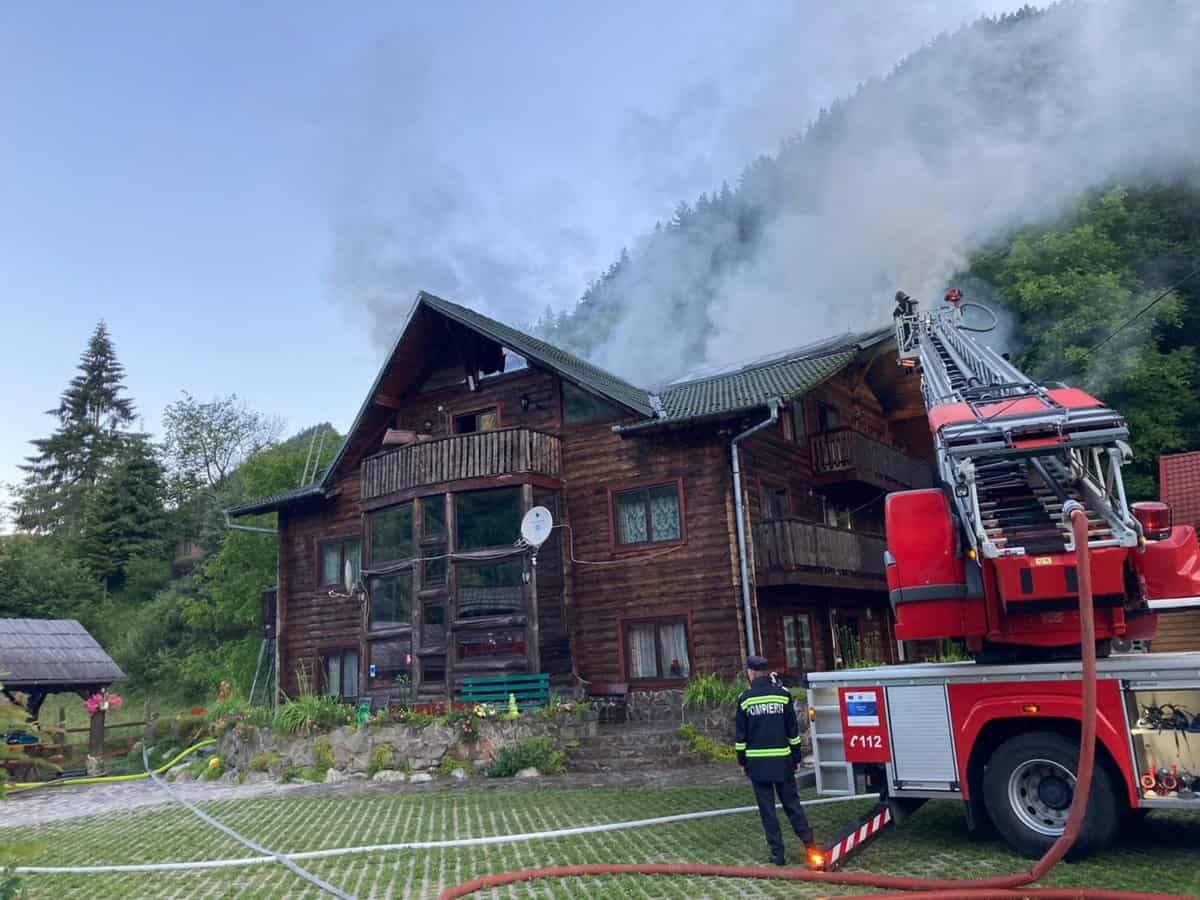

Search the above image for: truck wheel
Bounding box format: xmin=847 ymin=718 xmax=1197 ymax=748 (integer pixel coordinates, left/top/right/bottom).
xmin=981 ymin=731 xmax=1121 ymax=859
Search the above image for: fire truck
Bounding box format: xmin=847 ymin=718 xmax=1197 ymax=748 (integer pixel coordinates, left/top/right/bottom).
xmin=809 ymin=291 xmax=1200 ymax=862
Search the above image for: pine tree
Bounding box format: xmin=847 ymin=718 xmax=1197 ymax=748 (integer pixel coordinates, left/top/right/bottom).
xmin=14 ymin=322 xmax=136 ymax=534
xmin=78 ymin=436 xmax=169 ymax=591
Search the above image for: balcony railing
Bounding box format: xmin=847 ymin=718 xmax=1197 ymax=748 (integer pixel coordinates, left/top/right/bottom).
xmin=753 ymin=517 xmax=887 ymax=580
xmin=810 ymin=428 xmax=932 ymax=490
xmin=361 ymin=427 xmax=562 ymax=500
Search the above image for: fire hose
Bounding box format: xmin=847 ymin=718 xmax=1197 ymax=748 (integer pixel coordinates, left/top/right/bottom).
xmin=439 ymin=507 xmax=1189 ymax=900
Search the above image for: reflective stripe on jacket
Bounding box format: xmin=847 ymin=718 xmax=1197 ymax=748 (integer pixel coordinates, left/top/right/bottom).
xmin=734 ymin=675 xmax=803 ymax=781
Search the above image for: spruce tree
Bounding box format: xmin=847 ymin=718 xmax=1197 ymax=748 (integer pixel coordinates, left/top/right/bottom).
xmin=78 ymin=436 xmax=169 ymax=591
xmin=14 ymin=322 xmax=136 ymax=534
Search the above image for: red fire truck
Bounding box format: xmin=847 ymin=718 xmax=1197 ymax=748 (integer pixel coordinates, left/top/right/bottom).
xmin=809 ymin=292 xmax=1200 ymax=861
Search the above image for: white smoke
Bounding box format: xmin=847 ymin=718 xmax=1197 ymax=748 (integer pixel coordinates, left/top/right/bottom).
xmin=589 ymin=0 xmax=1200 ymax=381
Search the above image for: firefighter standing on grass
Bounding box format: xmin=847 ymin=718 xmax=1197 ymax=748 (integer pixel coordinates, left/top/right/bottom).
xmin=735 ymin=655 xmax=815 ymax=865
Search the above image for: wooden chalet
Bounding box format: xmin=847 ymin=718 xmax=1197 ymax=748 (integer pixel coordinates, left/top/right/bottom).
xmin=229 ymin=292 xmax=934 ymax=705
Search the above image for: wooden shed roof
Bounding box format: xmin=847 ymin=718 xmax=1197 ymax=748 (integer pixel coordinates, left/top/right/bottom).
xmin=0 ymin=618 xmax=125 ymax=688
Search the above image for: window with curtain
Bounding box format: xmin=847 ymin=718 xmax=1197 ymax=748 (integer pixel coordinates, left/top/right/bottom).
xmin=370 ymin=504 xmax=413 ymax=565
xmin=320 ymin=648 xmax=359 ymax=699
xmin=782 ymin=614 xmax=816 ymax=672
xmin=320 ymin=537 xmax=362 ymax=587
xmin=369 ymin=572 xmax=413 ymax=630
xmin=614 ymin=482 xmax=682 ymax=545
xmin=455 ymin=487 xmax=521 ymax=550
xmin=623 ymin=617 xmax=691 ymax=682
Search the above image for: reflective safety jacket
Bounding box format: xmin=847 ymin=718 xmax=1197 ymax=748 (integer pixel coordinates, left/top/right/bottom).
xmin=734 ymin=675 xmax=803 ymax=781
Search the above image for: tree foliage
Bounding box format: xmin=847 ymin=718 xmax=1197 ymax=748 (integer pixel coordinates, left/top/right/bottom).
xmin=14 ymin=322 xmax=136 ymax=535
xmin=0 ymin=535 xmax=103 ymax=622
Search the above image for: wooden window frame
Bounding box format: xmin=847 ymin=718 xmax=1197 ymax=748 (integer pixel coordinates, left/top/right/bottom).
xmin=818 ymin=401 xmax=841 ymax=432
xmin=318 ymin=535 xmax=362 ymax=587
xmin=316 ymin=642 xmax=362 ymax=701
xmin=451 ymin=404 xmax=503 ymax=434
xmin=759 ymin=479 xmax=791 ymax=521
xmin=617 ymin=611 xmax=694 ymax=687
xmin=607 ymin=478 xmax=687 ymax=550
xmin=365 ymin=633 xmax=414 ymax=695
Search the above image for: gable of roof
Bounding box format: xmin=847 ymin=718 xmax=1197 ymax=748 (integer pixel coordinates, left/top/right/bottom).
xmin=0 ymin=618 xmax=125 ymax=687
xmin=1160 ymin=451 xmax=1200 ymax=527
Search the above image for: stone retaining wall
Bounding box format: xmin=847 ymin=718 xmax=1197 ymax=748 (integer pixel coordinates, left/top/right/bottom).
xmin=217 ymin=713 xmax=598 ymax=779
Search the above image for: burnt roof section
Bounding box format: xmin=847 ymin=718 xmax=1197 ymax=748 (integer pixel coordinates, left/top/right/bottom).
xmin=0 ymin=618 xmax=125 ymax=688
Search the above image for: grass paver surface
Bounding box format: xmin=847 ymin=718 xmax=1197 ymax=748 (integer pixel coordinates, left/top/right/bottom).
xmin=4 ymin=785 xmax=1198 ymax=898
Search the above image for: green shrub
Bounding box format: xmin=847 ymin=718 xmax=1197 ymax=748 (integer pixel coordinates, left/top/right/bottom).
xmin=201 ymin=757 xmax=224 ymax=781
xmin=367 ymin=746 xmax=392 ymax=778
xmin=273 ymin=695 xmax=353 ymax=735
xmin=313 ymin=740 xmax=335 ymax=773
xmin=485 ymin=738 xmax=566 ymax=778
xmin=678 ymin=724 xmax=737 ymax=763
xmin=249 ymin=750 xmax=279 ymax=773
xmin=280 ymin=765 xmax=326 ymax=784
xmin=683 ymin=673 xmax=745 ymax=709
xmin=788 ymin=686 xmax=807 ymax=704
xmin=437 ymin=755 xmax=467 ymax=778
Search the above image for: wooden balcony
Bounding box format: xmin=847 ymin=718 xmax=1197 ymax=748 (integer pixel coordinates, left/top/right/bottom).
xmin=361 ymin=427 xmax=562 ymax=500
xmin=810 ymin=428 xmax=932 ymax=491
xmin=754 ymin=518 xmax=887 ymax=589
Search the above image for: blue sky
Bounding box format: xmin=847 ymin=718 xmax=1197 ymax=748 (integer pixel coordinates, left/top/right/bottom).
xmin=0 ymin=1 xmax=1014 ymax=523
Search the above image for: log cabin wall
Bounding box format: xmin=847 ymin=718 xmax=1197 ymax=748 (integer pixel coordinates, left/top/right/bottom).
xmin=562 ymin=420 xmax=746 ymax=686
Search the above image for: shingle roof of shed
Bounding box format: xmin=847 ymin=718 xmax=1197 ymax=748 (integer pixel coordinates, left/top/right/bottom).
xmin=0 ymin=618 xmax=125 ymax=688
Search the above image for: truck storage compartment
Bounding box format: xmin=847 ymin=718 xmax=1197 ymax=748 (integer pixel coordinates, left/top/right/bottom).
xmin=1125 ymin=686 xmax=1200 ymax=808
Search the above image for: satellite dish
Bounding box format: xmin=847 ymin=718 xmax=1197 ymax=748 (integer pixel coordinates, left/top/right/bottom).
xmin=520 ymin=506 xmax=554 ymax=548
xmin=343 ymin=559 xmax=356 ymax=594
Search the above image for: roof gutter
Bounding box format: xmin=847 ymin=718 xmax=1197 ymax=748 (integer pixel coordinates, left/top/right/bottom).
xmin=730 ymin=398 xmax=780 ymax=658
xmin=222 ymin=509 xmax=277 ymax=535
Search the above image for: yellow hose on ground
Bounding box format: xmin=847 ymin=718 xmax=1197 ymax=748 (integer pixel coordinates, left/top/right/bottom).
xmin=5 ymin=738 xmax=217 ymax=793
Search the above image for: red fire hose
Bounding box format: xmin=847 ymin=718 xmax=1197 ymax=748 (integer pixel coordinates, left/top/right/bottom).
xmin=438 ymin=509 xmax=1186 ymax=900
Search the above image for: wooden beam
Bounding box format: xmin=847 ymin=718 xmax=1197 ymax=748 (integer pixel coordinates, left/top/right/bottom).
xmin=444 ymin=492 xmax=456 ymax=705
xmin=374 ymin=392 xmax=403 ymax=410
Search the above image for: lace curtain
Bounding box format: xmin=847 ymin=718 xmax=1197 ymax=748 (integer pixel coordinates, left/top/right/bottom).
xmin=626 ymin=623 xmax=658 ymax=678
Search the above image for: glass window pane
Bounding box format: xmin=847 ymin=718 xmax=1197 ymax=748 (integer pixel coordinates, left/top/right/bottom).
xmin=659 ymin=622 xmax=689 ymax=678
xmin=457 ymin=560 xmax=523 ymax=619
xmin=478 ymin=410 xmax=499 ymax=431
xmin=616 ymin=491 xmax=648 ymax=544
xmin=783 ymin=618 xmax=799 ymax=670
xmin=457 ymin=629 xmax=526 ymax=659
xmin=797 ymin=616 xmax=815 ymax=670
xmin=455 ymin=487 xmax=521 ymax=550
xmin=626 ymin=623 xmax=659 ymax=678
xmin=321 ymin=543 xmax=342 ymax=586
xmin=791 ymin=401 xmax=806 ymax=442
xmin=370 ymin=505 xmax=413 ymax=564
xmin=423 ymin=554 xmax=446 ymax=587
xmin=345 ymin=539 xmax=362 ymax=586
xmin=369 ymin=637 xmax=411 ymax=692
xmin=648 ymin=485 xmax=681 ymax=542
xmin=323 ymin=653 xmax=341 ymax=697
xmin=369 ymin=572 xmax=413 ymax=630
xmin=344 ymin=649 xmax=359 ymax=698
xmin=422 ymin=498 xmax=446 ymax=538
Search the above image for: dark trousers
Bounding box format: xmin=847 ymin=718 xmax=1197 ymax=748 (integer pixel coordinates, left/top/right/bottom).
xmin=752 ymin=777 xmax=813 ymax=860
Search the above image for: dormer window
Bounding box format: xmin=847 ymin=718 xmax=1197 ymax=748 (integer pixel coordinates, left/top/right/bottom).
xmin=454 ymin=407 xmax=500 ymax=434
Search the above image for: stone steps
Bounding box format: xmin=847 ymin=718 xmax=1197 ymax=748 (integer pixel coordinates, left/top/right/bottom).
xmin=566 ymin=725 xmax=706 ymax=772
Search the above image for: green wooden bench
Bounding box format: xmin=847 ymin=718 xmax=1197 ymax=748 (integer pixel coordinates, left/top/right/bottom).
xmin=461 ymin=674 xmax=551 ymax=711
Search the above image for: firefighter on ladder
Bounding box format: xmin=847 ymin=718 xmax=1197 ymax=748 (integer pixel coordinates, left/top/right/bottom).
xmin=735 ymin=655 xmax=816 ymax=865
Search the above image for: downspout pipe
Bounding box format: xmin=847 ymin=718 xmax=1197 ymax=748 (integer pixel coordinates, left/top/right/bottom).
xmin=731 ymin=399 xmax=780 ymax=658
xmin=222 ymin=509 xmax=277 ymax=535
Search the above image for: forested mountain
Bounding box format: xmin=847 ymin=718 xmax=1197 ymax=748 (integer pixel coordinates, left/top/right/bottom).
xmin=538 ymin=1 xmax=1200 ymax=493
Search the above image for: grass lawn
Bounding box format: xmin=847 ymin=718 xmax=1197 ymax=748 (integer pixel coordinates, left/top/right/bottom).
xmin=3 ymin=785 xmax=1198 ymax=898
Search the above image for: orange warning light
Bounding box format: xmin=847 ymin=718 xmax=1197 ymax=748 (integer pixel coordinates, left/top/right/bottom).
xmin=808 ymin=707 xmax=817 ymax=723
xmin=807 ymin=847 xmax=827 ymax=870
xmin=1022 ymin=704 xmax=1040 ymax=714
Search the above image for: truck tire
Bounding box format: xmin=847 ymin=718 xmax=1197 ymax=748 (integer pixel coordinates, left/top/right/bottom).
xmin=981 ymin=731 xmax=1121 ymax=859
